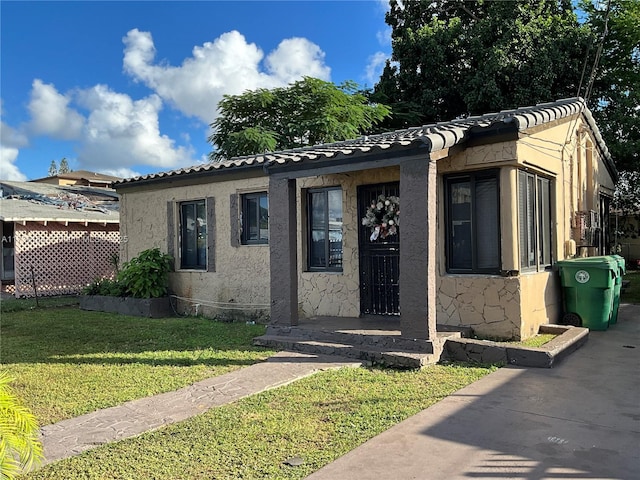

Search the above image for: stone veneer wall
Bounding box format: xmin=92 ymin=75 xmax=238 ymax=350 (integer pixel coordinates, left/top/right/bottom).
xmin=437 ymin=275 xmax=522 ymax=340
xmin=297 ymin=167 xmax=400 ymax=319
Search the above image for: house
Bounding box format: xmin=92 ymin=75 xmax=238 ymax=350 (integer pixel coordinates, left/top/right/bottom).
xmin=30 ymin=170 xmax=121 ymax=189
xmin=0 ymin=181 xmax=120 ymax=297
xmin=114 ymin=97 xmax=616 ymax=341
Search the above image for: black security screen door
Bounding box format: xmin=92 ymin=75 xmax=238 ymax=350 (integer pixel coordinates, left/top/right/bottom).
xmin=358 ymin=182 xmax=400 ymax=315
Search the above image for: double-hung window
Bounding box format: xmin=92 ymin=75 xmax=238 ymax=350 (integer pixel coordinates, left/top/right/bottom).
xmin=445 ymin=170 xmax=500 ymax=274
xmin=179 ymin=200 xmax=207 ymax=269
xmin=307 ymin=187 xmax=343 ymax=271
xmin=241 ymin=192 xmax=269 ymax=245
xmin=519 ymin=171 xmax=552 ymax=271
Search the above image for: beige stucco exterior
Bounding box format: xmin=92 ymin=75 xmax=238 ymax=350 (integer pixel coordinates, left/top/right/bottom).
xmin=118 ymin=109 xmax=616 ymax=340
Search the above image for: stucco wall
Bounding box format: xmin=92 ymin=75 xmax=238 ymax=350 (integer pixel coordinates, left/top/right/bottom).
xmin=120 ymin=176 xmax=271 ymax=319
xmin=519 ymin=271 xmax=561 ymax=338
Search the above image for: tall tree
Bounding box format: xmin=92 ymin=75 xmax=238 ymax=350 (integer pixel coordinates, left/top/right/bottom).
xmin=378 ymin=0 xmax=593 ymax=124
xmin=208 ymin=77 xmax=391 ymax=161
xmin=58 ymin=158 xmax=71 ymax=174
xmin=48 ymin=160 xmax=58 ymax=177
xmin=582 ymin=0 xmax=640 ymax=174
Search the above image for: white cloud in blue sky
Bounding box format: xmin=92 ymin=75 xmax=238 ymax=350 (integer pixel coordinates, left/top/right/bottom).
xmin=28 ymin=80 xmax=85 ymax=140
xmin=0 ymin=2 xmax=392 ymax=181
xmin=122 ymin=29 xmax=331 ymax=123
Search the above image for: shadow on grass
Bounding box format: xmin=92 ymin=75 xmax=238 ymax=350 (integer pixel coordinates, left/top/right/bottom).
xmin=1 ymin=306 xmax=271 ymax=367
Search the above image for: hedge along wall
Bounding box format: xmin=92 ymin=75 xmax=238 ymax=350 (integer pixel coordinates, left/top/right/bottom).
xmin=13 ymin=222 xmax=120 ymax=297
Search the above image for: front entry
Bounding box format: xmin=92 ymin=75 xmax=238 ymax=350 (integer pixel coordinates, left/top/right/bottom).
xmin=358 ymin=182 xmax=400 ymax=315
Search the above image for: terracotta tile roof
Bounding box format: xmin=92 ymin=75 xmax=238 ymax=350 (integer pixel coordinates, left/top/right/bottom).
xmin=114 ymin=97 xmax=614 ymax=187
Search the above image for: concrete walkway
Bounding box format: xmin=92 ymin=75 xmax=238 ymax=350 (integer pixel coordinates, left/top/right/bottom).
xmin=40 ymin=351 xmax=362 ymax=466
xmin=307 ymin=303 xmax=640 ymax=480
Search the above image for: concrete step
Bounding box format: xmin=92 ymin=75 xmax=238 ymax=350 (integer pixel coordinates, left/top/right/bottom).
xmin=264 ymin=325 xmax=458 ymax=354
xmin=253 ymin=334 xmax=442 ymax=368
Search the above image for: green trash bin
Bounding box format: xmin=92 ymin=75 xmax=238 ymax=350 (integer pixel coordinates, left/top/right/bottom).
xmin=609 ymin=255 xmax=626 ymax=325
xmin=556 ymin=256 xmax=617 ymax=330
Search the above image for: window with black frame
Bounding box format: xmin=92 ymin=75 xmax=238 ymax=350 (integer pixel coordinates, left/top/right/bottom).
xmin=179 ymin=200 xmax=207 ymax=269
xmin=518 ymin=170 xmax=553 ymax=271
xmin=445 ymin=171 xmax=500 ymax=274
xmin=308 ymin=187 xmax=343 ymax=271
xmin=241 ymin=192 xmax=269 ymax=245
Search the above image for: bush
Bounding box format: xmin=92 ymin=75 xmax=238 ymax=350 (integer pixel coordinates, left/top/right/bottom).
xmin=118 ymin=248 xmax=173 ymax=299
xmin=83 ymin=248 xmax=173 ymax=299
xmin=82 ymin=278 xmax=125 ymax=297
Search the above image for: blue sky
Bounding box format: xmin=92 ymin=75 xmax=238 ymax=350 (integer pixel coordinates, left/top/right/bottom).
xmin=0 ymin=0 xmax=391 ymax=181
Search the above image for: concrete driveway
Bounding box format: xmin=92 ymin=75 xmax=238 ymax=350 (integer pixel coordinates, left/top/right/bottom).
xmin=308 ymin=303 xmax=640 ymax=480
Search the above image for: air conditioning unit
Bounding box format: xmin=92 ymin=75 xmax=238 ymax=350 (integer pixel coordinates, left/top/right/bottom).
xmin=572 ymin=210 xmax=599 ymax=247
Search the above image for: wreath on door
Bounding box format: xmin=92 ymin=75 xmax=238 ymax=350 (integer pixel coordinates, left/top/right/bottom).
xmin=361 ymin=195 xmax=399 ymax=241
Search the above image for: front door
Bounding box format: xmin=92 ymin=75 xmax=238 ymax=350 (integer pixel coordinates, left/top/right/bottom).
xmin=358 ymin=182 xmax=400 ymax=315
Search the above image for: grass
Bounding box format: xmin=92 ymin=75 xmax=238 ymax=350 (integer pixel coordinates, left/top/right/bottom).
xmin=621 ymin=269 xmax=640 ymax=304
xmin=1 ymin=307 xmax=273 ymax=425
xmin=509 ymin=333 xmax=557 ymax=348
xmin=3 ymin=301 xmax=498 ymax=479
xmin=23 ymin=363 xmax=496 ymax=480
xmin=0 ymin=295 xmax=80 ymax=313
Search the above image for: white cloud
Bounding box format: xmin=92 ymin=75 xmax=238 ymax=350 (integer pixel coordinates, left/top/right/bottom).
xmin=99 ymin=167 xmax=142 ymax=179
xmin=364 ymin=52 xmax=389 ymax=86
xmin=0 ymin=120 xmax=28 ymax=181
xmin=75 ymin=84 xmax=196 ymax=172
xmin=377 ymin=27 xmax=392 ymax=47
xmin=122 ymin=29 xmax=331 ymax=124
xmin=0 ymin=145 xmax=27 ymax=181
xmin=264 ymin=38 xmax=330 ymax=84
xmin=27 ymin=79 xmax=84 ymax=139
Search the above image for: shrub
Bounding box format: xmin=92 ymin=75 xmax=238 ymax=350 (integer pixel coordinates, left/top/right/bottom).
xmin=82 ymin=278 xmax=125 ymax=297
xmin=118 ymin=248 xmax=173 ymax=299
xmin=83 ymin=249 xmax=173 ymax=299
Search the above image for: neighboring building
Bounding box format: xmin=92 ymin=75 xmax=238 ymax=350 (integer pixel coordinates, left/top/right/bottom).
xmin=0 ymin=181 xmax=120 ymax=297
xmin=114 ymin=98 xmax=617 ymax=340
xmin=30 ymin=170 xmax=121 ymax=188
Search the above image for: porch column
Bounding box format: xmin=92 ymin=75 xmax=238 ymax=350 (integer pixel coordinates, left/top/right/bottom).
xmin=399 ymin=158 xmax=437 ymax=340
xmin=269 ymin=176 xmax=298 ymax=325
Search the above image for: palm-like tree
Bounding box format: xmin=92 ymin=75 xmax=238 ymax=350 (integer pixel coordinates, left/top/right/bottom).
xmin=0 ymin=371 xmax=43 ymax=479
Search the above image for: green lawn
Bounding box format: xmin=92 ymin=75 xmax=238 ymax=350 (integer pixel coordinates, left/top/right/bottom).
xmin=3 ymin=303 xmax=497 ymax=479
xmin=24 ymin=364 xmax=495 ymax=480
xmin=1 ymin=307 xmax=273 ymax=425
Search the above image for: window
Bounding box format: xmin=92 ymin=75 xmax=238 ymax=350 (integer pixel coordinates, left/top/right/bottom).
xmin=307 ymin=187 xmax=343 ymax=271
xmin=241 ymin=192 xmax=269 ymax=244
xmin=179 ymin=200 xmax=207 ymax=269
xmin=519 ymin=171 xmax=552 ymax=270
xmin=445 ymin=171 xmax=500 ymax=273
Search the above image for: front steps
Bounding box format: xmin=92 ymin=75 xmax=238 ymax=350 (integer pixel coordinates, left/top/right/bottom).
xmin=253 ymin=324 xmax=466 ymax=368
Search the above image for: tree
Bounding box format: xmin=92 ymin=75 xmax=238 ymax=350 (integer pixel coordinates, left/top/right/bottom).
xmin=581 ymin=0 xmax=640 ymax=174
xmin=0 ymin=372 xmax=43 ymax=479
xmin=378 ymin=0 xmax=593 ymax=123
xmin=58 ymin=158 xmax=71 ymax=174
xmin=208 ymin=77 xmax=391 ymax=161
xmin=47 ymin=160 xmax=57 ymax=177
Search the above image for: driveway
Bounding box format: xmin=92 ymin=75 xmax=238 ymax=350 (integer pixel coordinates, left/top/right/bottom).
xmin=308 ymin=303 xmax=640 ymax=480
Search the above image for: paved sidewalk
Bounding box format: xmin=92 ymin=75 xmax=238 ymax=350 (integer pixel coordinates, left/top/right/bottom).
xmin=40 ymin=351 xmax=362 ymax=466
xmin=308 ymin=303 xmax=640 ymax=480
